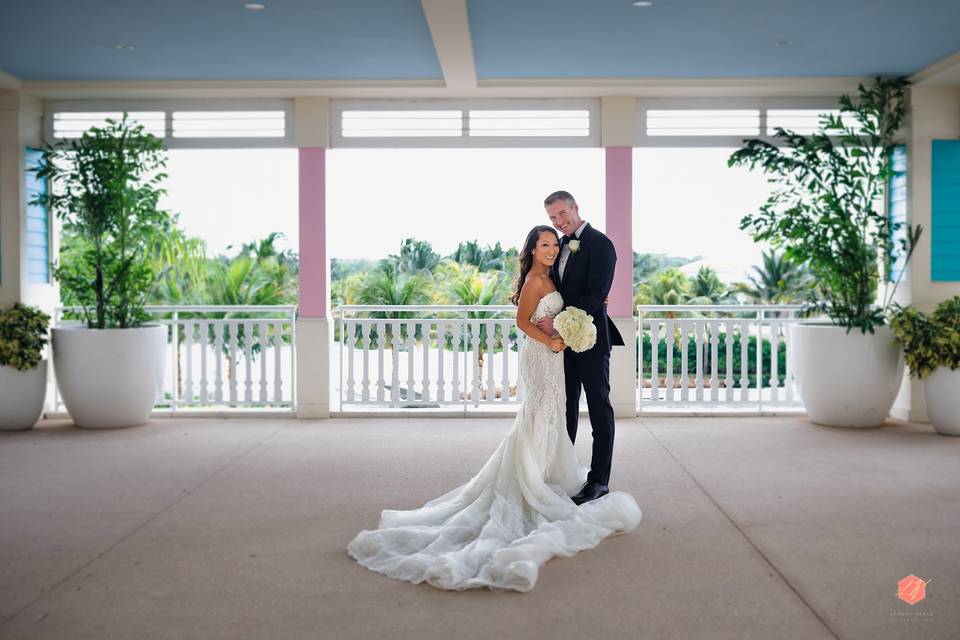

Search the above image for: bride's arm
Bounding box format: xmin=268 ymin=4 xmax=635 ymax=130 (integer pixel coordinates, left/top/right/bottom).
xmin=517 ymin=280 xmax=565 ymax=351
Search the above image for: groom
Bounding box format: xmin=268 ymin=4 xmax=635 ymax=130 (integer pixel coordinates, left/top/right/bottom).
xmin=537 ymin=191 xmax=625 ymax=505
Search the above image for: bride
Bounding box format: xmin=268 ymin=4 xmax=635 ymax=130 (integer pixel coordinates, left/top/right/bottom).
xmin=346 ymin=225 xmax=642 ymax=592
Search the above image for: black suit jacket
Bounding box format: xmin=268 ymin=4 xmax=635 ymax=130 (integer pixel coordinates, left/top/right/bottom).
xmin=550 ymin=223 xmax=625 ymax=353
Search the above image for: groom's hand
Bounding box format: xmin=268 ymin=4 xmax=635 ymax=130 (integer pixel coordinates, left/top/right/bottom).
xmin=536 ymin=317 xmax=555 ymax=336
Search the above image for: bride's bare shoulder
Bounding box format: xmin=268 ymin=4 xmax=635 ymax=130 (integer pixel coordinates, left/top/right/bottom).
xmin=522 ymin=272 xmax=553 ymax=294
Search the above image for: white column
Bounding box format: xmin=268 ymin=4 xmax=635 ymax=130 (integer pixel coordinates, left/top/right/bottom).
xmin=294 ymin=98 xmax=332 ymax=419
xmin=602 ymin=97 xmax=638 ymax=418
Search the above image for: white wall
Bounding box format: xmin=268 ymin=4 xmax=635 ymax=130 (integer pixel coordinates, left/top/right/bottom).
xmin=901 ymin=85 xmax=960 ymax=422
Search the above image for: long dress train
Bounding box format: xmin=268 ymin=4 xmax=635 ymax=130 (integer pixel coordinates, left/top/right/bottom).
xmin=346 ymin=290 xmax=642 ymax=592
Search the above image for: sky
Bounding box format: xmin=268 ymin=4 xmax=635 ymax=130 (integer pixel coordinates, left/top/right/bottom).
xmin=158 ymin=146 xmax=773 ymax=283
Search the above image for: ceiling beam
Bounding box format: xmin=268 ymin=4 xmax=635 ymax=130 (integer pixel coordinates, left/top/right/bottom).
xmin=19 ymin=77 xmax=868 ymax=101
xmin=420 ymin=0 xmax=477 ymax=91
xmin=911 ymin=50 xmax=960 ymax=86
xmin=0 ymin=69 xmax=21 ymax=90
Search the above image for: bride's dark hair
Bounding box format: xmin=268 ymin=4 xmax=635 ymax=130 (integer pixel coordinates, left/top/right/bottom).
xmin=511 ymin=225 xmax=559 ymax=305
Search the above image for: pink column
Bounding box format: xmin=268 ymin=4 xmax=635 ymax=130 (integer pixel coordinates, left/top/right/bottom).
xmin=298 ymin=147 xmax=327 ymax=318
xmin=605 ymin=146 xmax=633 ymax=318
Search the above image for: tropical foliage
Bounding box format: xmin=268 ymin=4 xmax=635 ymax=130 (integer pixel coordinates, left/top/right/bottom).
xmin=32 ymin=114 xmax=173 ymax=329
xmin=0 ymin=303 xmax=51 ymax=371
xmin=728 ymin=76 xmax=921 ymax=333
xmin=732 ymin=249 xmax=816 ymax=304
xmin=889 ymin=297 xmax=960 ymax=379
xmin=634 ymin=266 xmax=738 ymax=314
xmin=634 ymin=252 xmax=694 ymax=285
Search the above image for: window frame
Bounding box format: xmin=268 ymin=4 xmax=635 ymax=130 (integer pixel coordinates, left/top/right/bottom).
xmin=329 ymin=98 xmax=600 ymax=148
xmin=44 ymin=99 xmax=294 ymax=149
xmin=635 ymin=97 xmax=844 ymax=148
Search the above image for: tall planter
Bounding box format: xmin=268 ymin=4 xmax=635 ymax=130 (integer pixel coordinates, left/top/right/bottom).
xmin=32 ymin=114 xmax=175 ymax=429
xmin=52 ymin=325 xmax=166 ymax=429
xmin=789 ymin=323 xmax=903 ymax=427
xmin=730 ymin=78 xmax=921 ymax=429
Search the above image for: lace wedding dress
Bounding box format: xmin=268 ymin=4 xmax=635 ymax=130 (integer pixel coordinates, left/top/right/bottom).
xmin=346 ymin=291 xmax=642 ymax=592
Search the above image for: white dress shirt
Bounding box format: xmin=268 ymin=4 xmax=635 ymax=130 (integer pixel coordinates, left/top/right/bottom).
xmin=558 ymin=221 xmax=588 ymax=280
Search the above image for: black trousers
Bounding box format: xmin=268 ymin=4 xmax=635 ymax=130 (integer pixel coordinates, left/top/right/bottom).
xmin=563 ymin=347 xmax=615 ymax=486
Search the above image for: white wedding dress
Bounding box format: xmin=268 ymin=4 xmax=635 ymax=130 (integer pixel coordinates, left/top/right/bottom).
xmin=346 ymin=291 xmax=642 ymax=592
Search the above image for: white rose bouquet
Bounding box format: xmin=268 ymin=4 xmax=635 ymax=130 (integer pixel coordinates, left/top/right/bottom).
xmin=553 ymin=306 xmax=597 ymax=353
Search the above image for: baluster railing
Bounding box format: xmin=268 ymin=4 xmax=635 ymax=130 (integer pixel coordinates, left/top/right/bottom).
xmin=638 ymin=304 xmax=802 ymax=411
xmin=337 ymin=305 xmax=522 ymax=410
xmin=51 ymin=305 xmax=297 ymax=413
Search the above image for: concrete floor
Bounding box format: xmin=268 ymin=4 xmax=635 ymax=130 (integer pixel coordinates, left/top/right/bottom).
xmin=0 ymin=415 xmax=957 ymax=640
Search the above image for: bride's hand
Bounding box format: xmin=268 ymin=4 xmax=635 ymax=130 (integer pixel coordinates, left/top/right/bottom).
xmin=548 ymin=336 xmax=567 ymax=352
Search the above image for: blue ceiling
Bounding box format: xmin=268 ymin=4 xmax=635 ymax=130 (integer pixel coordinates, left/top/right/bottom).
xmin=0 ymin=0 xmax=442 ymax=81
xmin=1 ymin=0 xmax=959 ymax=82
xmin=469 ymin=0 xmax=960 ymax=78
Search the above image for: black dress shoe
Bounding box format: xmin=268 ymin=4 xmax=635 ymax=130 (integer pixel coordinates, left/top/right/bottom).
xmin=571 ymin=481 xmax=609 ymax=505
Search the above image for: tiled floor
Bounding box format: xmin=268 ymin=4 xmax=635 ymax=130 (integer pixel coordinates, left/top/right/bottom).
xmin=1 ymin=415 xmax=956 ymax=640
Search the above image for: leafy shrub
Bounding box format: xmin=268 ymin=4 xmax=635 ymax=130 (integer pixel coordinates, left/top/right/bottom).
xmin=0 ymin=303 xmax=50 ymax=371
xmin=890 ymin=297 xmax=960 ymax=379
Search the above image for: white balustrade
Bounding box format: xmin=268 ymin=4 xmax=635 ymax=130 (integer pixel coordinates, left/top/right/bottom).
xmin=339 ymin=303 xmax=805 ymax=413
xmin=337 ymin=305 xmax=524 ymax=409
xmin=638 ymin=305 xmax=803 ymax=411
xmin=52 ymin=305 xmax=297 ymax=412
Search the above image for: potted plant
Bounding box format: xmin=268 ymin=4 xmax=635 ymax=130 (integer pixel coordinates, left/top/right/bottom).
xmin=0 ymin=303 xmax=51 ymax=430
xmin=31 ymin=114 xmax=169 ymax=429
xmin=729 ymin=77 xmax=922 ymax=427
xmin=889 ymin=297 xmax=960 ymax=436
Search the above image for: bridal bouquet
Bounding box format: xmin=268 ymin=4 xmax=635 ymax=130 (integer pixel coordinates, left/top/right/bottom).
xmin=553 ymin=306 xmax=597 ymax=353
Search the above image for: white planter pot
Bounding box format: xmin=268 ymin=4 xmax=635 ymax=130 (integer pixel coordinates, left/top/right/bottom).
xmin=922 ymin=367 xmax=960 ymax=436
xmin=0 ymin=360 xmax=48 ymax=431
xmin=789 ymin=323 xmax=904 ymax=428
xmin=52 ymin=325 xmax=166 ymax=429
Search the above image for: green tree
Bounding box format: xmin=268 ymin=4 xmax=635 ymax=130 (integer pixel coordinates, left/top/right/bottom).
xmin=144 ymin=215 xmax=209 ymax=306
xmin=448 ymin=240 xmax=515 ymax=273
xmin=441 ymin=265 xmax=511 ymax=387
xmin=635 ymin=268 xmax=714 ymax=315
xmin=331 ymin=257 xmax=377 ymax=282
xmin=728 ymin=77 xmax=921 ymax=333
xmin=633 ymin=252 xmax=695 ymax=282
xmin=691 ymin=266 xmax=736 ymax=303
xmin=33 ymin=114 xmax=172 ymax=328
xmin=391 ymin=238 xmax=440 ymax=275
xmin=733 ymin=249 xmax=815 ymax=305
xmin=357 ymin=262 xmax=431 ymax=317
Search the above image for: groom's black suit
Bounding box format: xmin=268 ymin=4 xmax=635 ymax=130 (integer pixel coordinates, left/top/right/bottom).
xmin=551 ymin=223 xmax=624 ymax=487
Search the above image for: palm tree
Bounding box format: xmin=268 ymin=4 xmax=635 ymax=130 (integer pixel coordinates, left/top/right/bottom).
xmin=448 ymin=240 xmax=514 ymax=273
xmin=634 ymin=268 xmax=713 ymax=316
xmin=145 ymin=215 xmax=209 ymax=306
xmin=391 ymin=238 xmax=440 ymax=275
xmin=200 ymin=237 xmax=299 ymax=395
xmin=442 ymin=266 xmax=510 ymax=394
xmin=690 ymin=265 xmax=740 ymax=306
xmin=633 ymin=252 xmax=661 ymax=283
xmin=733 ymin=249 xmax=815 ymax=305
xmin=357 ymin=261 xmax=431 ymax=315
xmin=353 ymin=261 xmax=431 ymax=356
xmin=331 ymin=272 xmax=365 ymax=306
